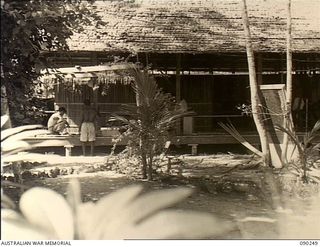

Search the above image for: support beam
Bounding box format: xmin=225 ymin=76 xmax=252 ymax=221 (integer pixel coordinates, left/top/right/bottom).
xmin=176 ymin=54 xmax=182 ymax=134
xmin=188 ymin=144 xmax=198 ymax=155
xmin=257 ymin=53 xmax=263 ymax=85
xmin=64 ymin=144 xmax=74 ymax=157
xmin=176 ymin=54 xmax=181 ymax=102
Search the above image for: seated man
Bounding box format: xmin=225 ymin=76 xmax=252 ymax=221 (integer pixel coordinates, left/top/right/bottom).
xmin=47 ymin=107 xmax=70 ymax=134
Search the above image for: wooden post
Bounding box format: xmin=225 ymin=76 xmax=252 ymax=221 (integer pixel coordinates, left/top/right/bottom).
xmin=280 ymin=54 xmax=284 ymax=84
xmin=257 ymin=53 xmax=263 ymax=85
xmin=176 ymin=54 xmax=181 ymax=102
xmin=64 ymin=144 xmax=74 ymax=157
xmin=188 ymin=144 xmax=198 ymax=155
xmin=176 ymin=54 xmax=182 ymax=135
xmin=146 ymin=53 xmax=149 ymax=67
xmin=93 ymin=84 xmax=99 ymax=133
xmin=92 ymin=52 xmax=98 ymax=65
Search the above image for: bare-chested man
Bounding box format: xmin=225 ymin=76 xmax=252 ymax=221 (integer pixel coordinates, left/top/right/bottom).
xmin=79 ymin=99 xmax=97 ymax=156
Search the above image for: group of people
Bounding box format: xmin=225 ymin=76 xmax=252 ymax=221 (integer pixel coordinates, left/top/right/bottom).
xmin=47 ymin=99 xmax=97 ymax=156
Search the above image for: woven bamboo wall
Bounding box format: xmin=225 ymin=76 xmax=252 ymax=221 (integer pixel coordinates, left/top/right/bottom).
xmin=55 ymin=83 xmax=136 ymax=128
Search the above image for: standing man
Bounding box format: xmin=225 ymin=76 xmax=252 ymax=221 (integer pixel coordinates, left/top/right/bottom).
xmin=79 ymin=99 xmax=97 ymax=156
xmin=47 ymin=107 xmax=69 ymax=134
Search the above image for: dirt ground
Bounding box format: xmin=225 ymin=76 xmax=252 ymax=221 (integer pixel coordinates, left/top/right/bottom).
xmin=3 ymin=154 xmax=319 ymax=239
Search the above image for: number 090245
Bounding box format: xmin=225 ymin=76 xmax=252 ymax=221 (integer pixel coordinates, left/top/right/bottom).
xmin=300 ymin=241 xmax=318 ymax=245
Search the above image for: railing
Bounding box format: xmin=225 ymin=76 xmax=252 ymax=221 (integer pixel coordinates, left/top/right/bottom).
xmin=185 ymin=114 xmax=256 ymax=133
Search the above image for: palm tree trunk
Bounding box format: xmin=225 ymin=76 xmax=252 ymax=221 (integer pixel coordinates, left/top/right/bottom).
xmin=140 ymin=137 xmax=148 ymax=179
xmin=241 ymin=0 xmax=270 ymax=166
xmin=141 ymin=153 xmax=147 ymax=179
xmin=147 ymin=152 xmax=153 ymax=180
xmin=134 ymin=79 xmax=148 ymax=179
xmin=282 ymin=0 xmax=295 ymax=163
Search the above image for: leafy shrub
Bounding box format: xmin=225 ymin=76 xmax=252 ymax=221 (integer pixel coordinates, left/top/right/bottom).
xmin=2 ymin=180 xmax=233 ymax=240
xmin=276 ymin=120 xmax=320 ymax=183
xmin=111 ymin=66 xmax=190 ymax=180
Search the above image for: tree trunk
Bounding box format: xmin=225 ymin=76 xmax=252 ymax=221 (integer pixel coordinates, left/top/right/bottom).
xmin=135 ymin=78 xmax=148 ymax=179
xmin=282 ymin=0 xmax=295 ymax=163
xmin=241 ymin=0 xmax=270 ymax=166
xmin=141 ymin=148 xmax=148 ymax=179
xmin=1 ymin=84 xmax=12 ymax=129
xmin=140 ymin=136 xmax=148 ymax=179
xmin=147 ymin=153 xmax=153 ymax=180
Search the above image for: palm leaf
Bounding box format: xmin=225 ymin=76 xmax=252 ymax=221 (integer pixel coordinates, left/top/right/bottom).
xmin=3 ymin=129 xmax=49 ymax=143
xmin=116 ymin=188 xmax=192 ymax=224
xmin=19 ymin=187 xmax=74 ymax=239
xmin=2 ymin=125 xmax=44 ymax=141
xmin=1 ymin=115 xmax=9 ymax=128
xmin=219 ymin=122 xmax=263 ymax=157
xmin=94 ymin=186 xmax=232 ymax=239
xmin=1 ymin=213 xmax=50 ymax=240
xmin=304 ymin=120 xmax=320 ymax=145
xmin=1 ymin=195 xmax=16 ymax=209
xmin=1 ymin=140 xmax=31 ymax=153
xmin=2 ymin=153 xmax=62 ymax=165
xmin=123 ymin=210 xmax=233 ymax=239
xmin=79 ymin=185 xmax=143 ymax=239
xmin=275 ymin=124 xmax=304 ymax=156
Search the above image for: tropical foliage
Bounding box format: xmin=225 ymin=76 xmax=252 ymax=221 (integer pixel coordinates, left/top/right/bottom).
xmin=1 ymin=115 xmax=62 ymax=165
xmin=2 ymin=180 xmax=233 ymax=239
xmin=1 ymin=0 xmax=103 ymax=126
xmin=111 ymin=66 xmax=190 ymax=180
xmin=276 ymin=120 xmax=320 ymax=183
xmin=1 ymin=114 xmax=64 ymax=205
xmin=1 ymin=115 xmax=233 ymax=240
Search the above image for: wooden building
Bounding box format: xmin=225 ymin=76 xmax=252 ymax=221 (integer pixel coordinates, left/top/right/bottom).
xmin=41 ymin=0 xmax=320 ymax=148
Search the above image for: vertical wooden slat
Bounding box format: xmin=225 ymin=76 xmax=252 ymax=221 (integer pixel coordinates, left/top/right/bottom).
xmin=257 ymin=53 xmax=263 ymax=85
xmin=176 ymin=54 xmax=181 ymax=102
xmin=176 ymin=53 xmax=182 ymax=135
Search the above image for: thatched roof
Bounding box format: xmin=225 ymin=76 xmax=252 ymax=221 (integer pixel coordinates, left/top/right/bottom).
xmin=67 ymin=0 xmax=320 ymax=53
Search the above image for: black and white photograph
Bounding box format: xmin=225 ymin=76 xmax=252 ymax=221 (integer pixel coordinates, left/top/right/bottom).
xmin=1 ymin=0 xmax=320 ymax=243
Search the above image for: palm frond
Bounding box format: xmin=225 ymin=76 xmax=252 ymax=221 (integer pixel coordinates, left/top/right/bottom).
xmin=2 ymin=125 xmax=44 ymax=141
xmin=1 ymin=194 xmax=16 ymax=209
xmin=129 ymin=68 xmax=159 ymax=107
xmin=125 ymin=210 xmax=233 ymax=239
xmin=19 ymin=187 xmax=74 ymax=239
xmin=1 ymin=124 xmax=70 ymax=166
xmin=219 ymin=122 xmax=263 ymax=157
xmin=304 ymin=120 xmax=320 ymax=145
xmin=2 ymin=153 xmax=62 ymax=164
xmin=3 ymin=129 xmax=49 ymax=144
xmin=275 ymin=124 xmax=304 ymax=156
xmin=1 ymin=140 xmax=32 ymax=153
xmin=1 ymin=115 xmax=9 ymax=128
xmin=109 ymin=115 xmax=131 ymax=125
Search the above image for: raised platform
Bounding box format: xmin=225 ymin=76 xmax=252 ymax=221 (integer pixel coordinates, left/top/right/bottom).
xmin=23 ymin=131 xmax=320 ymax=156
xmin=25 ymin=134 xmax=126 ymax=147
xmin=25 ymin=132 xmax=320 ymax=147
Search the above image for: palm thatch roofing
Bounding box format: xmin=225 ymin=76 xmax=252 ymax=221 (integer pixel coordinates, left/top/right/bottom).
xmin=41 ymin=63 xmax=135 ymax=86
xmin=67 ymin=0 xmax=320 ymax=54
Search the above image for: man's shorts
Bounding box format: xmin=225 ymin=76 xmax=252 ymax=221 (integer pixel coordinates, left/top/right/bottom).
xmin=49 ymin=122 xmax=68 ymax=135
xmin=80 ymin=122 xmax=96 ymax=142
